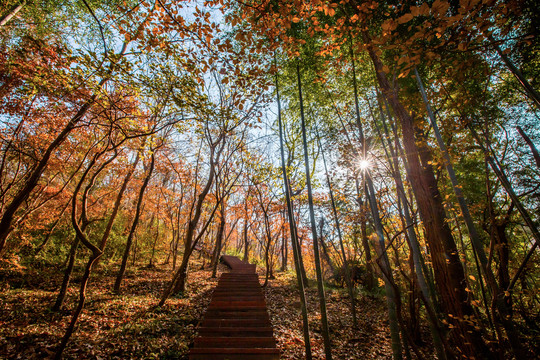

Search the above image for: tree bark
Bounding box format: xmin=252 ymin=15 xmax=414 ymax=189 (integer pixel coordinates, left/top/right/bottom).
xmin=374 ymin=94 xmax=448 ymax=359
xmin=297 ymin=63 xmax=332 ymax=360
xmin=211 ymin=201 xmax=226 ymax=278
xmin=114 ymin=152 xmax=155 ymax=293
xmin=275 ymin=63 xmax=312 ymax=360
xmin=0 ymin=1 xmax=25 ymax=27
xmin=316 ymin=128 xmax=357 ymax=328
xmin=485 ymin=33 xmax=540 ymax=108
xmin=516 ymin=125 xmax=540 ymax=169
xmin=160 ymin=135 xmax=224 ymax=303
xmin=0 ymin=100 xmax=95 ymax=255
xmin=416 ymin=68 xmax=524 ymax=357
xmin=364 ymin=35 xmax=492 ymax=359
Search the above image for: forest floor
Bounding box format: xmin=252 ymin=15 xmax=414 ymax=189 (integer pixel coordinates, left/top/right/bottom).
xmin=0 ymin=256 xmax=431 ymax=359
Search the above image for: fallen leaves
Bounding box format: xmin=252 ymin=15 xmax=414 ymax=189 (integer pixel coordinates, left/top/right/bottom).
xmin=0 ymin=258 xmax=221 ymax=359
xmin=263 ymin=271 xmax=399 ymax=359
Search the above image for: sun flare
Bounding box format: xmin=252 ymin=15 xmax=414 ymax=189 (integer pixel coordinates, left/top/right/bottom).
xmin=358 ymin=158 xmax=371 ymax=170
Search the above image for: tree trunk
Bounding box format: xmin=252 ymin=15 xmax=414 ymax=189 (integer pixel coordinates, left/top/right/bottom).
xmin=365 ymin=37 xmax=492 ymax=359
xmin=53 ymin=146 xmax=117 ymax=311
xmin=54 ymin=145 xmax=118 ymax=359
xmin=262 ymin=207 xmax=272 ymax=287
xmin=316 ymin=128 xmax=357 ymax=328
xmin=297 ymin=63 xmax=332 ymax=360
xmin=243 ymin=188 xmax=250 ymax=262
xmin=416 ymin=68 xmax=526 ymax=357
xmin=0 ymin=1 xmax=25 ymax=27
xmin=355 ymin=179 xmax=375 ymax=290
xmin=52 ymin=236 xmax=80 ymax=311
xmin=243 ymin=219 xmax=249 ymax=262
xmin=375 ymin=89 xmax=449 ymax=359
xmin=281 ymin=214 xmax=288 ymax=271
xmin=516 ymin=125 xmax=540 ymax=169
xmin=211 ymin=202 xmax=226 ymax=278
xmin=160 ymin=135 xmax=224 ymax=303
xmin=485 ymin=33 xmax=540 ymax=108
xmin=0 ymin=100 xmax=95 ymax=255
xmin=275 ymin=63 xmax=312 ymax=360
xmin=114 ymin=153 xmax=155 ymax=293
xmin=54 ymin=251 xmax=101 ymax=359
xmin=366 ymin=178 xmax=403 ymax=360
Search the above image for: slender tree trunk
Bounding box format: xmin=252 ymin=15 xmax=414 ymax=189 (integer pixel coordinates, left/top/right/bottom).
xmin=211 ymin=202 xmax=226 ymax=278
xmin=35 ymin=200 xmax=70 ymax=255
xmin=297 ymin=63 xmax=332 ymax=360
xmin=416 ymin=68 xmax=525 ymax=357
xmin=374 ymin=91 xmax=448 ymax=359
xmin=364 ymin=36 xmax=492 ymax=359
xmin=0 ymin=1 xmax=25 ymax=27
xmin=52 ymin=235 xmax=80 ymax=311
xmin=243 ymin=188 xmax=250 ymax=262
xmin=365 ymin=179 xmax=403 ymax=360
xmin=281 ymin=214 xmax=288 ymax=271
xmin=347 ymin=46 xmax=376 ymax=292
xmin=275 ymin=64 xmax=312 ymax=360
xmin=53 ymin=147 xmax=117 ymax=311
xmin=262 ymin=207 xmax=272 ymax=287
xmin=355 ymin=178 xmax=374 ymax=290
xmin=485 ymin=33 xmax=540 ymax=108
xmin=54 ymin=251 xmax=101 ymax=359
xmin=316 ymin=128 xmax=357 ymax=328
xmin=54 ymin=145 xmax=119 ymax=359
xmin=95 ymin=152 xmax=140 ymax=268
xmin=160 ymin=136 xmax=224 ymax=303
xmin=243 ymin=219 xmax=249 ymax=262
xmin=516 ymin=125 xmax=540 ymax=169
xmin=0 ymin=100 xmax=95 ymax=254
xmin=114 ymin=153 xmax=155 ymax=293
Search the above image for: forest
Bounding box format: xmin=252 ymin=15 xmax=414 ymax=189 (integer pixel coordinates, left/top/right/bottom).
xmin=0 ymin=0 xmax=538 ymax=359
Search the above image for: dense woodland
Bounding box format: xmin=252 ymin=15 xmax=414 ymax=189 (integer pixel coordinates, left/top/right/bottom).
xmin=0 ymin=0 xmax=539 ymax=359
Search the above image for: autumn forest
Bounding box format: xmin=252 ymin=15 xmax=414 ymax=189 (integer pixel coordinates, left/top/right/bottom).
xmin=0 ymin=0 xmax=538 ymax=359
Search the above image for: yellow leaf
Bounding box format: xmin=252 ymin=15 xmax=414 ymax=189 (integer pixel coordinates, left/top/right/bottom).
xmin=469 ymin=275 xmax=476 ymax=281
xmin=292 ymin=17 xmax=301 ymax=23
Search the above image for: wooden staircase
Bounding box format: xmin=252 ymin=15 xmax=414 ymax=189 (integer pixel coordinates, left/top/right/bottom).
xmin=188 ymin=255 xmax=280 ymax=360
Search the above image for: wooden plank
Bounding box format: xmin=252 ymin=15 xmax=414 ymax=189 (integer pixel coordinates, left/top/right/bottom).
xmin=188 ymin=255 xmax=279 ymax=359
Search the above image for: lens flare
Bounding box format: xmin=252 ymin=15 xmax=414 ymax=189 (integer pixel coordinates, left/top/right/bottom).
xmin=358 ymin=159 xmax=371 ymax=170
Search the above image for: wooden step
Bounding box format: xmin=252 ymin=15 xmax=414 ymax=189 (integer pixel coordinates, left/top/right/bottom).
xmin=204 ymin=310 xmax=269 ymax=319
xmin=188 ymin=255 xmax=278 ymax=360
xmin=189 ymin=348 xmax=280 ymax=360
xmin=197 ymin=326 xmax=274 ymax=337
xmin=193 ymin=336 xmax=276 ymax=348
xmin=211 ymin=295 xmax=264 ymax=300
xmin=208 ymin=301 xmax=266 ymax=309
xmin=201 ymin=318 xmax=272 ymax=327
xmin=212 ymin=289 xmax=262 ymax=294
xmin=220 ymin=273 xmax=259 ymax=278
